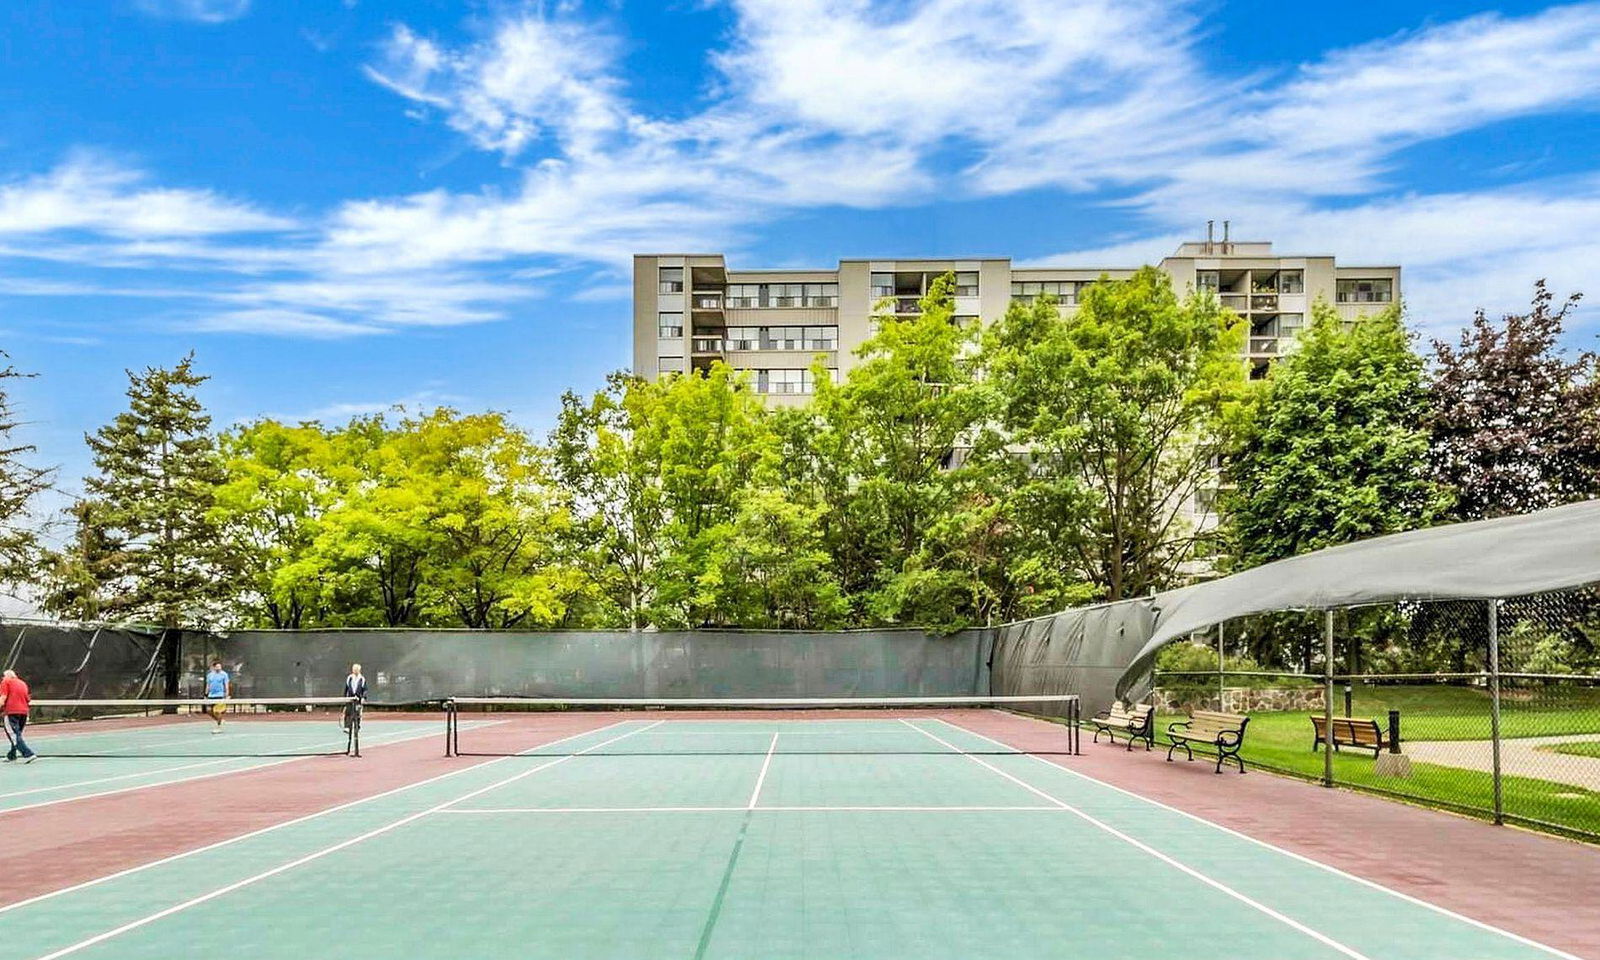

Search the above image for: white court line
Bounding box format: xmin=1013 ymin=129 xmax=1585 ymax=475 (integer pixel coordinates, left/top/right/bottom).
xmin=935 ymin=717 xmax=1584 ymax=960
xmin=901 ymin=719 xmax=1372 ymax=960
xmin=436 ymin=805 xmax=1064 ymax=814
xmin=0 ymin=718 xmax=626 ymax=922
xmin=748 ymin=733 xmax=778 ymax=809
xmin=0 ymin=722 xmax=485 ymax=816
xmin=30 ymin=720 xmax=662 ymax=960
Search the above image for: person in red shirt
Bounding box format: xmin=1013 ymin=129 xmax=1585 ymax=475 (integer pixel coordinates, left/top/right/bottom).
xmin=1 ymin=669 xmax=36 ymax=763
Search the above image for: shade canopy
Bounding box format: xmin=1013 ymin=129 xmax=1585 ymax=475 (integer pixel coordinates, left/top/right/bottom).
xmin=1119 ymin=498 xmax=1600 ymax=692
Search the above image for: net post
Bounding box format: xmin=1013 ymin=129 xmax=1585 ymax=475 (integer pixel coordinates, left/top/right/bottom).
xmin=1073 ymin=697 xmax=1081 ymax=755
xmin=445 ymin=699 xmax=457 ymax=757
xmin=1489 ymin=599 xmax=1503 ymax=825
xmin=1323 ymin=610 xmax=1335 ymax=788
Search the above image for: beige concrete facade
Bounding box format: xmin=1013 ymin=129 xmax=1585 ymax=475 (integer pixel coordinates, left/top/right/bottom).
xmin=634 ymin=240 xmax=1401 ymax=397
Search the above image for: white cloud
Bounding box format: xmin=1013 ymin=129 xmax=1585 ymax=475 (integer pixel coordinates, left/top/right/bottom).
xmin=133 ymin=0 xmax=251 ymax=24
xmin=5 ymin=1 xmax=1600 ymax=345
xmin=0 ymin=154 xmax=292 ymax=237
xmin=366 ymin=17 xmax=625 ymax=158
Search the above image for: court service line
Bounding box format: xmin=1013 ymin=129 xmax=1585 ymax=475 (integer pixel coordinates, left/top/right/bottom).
xmin=435 ymin=805 xmax=1065 ymax=814
xmin=0 ymin=718 xmax=632 ymax=922
xmin=935 ymin=718 xmax=1584 ymax=960
xmin=901 ymin=719 xmax=1373 ymax=960
xmin=0 ymin=722 xmax=492 ymax=816
xmin=30 ymin=720 xmax=663 ymax=960
xmin=748 ymin=733 xmax=779 ymax=809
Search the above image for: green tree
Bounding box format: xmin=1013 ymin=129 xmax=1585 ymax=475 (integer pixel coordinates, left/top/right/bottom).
xmin=1225 ymin=301 xmax=1443 ymax=568
xmin=405 ymin=409 xmax=580 ymax=628
xmin=0 ymin=354 xmax=53 ymax=589
xmin=213 ymin=420 xmax=332 ymax=627
xmin=806 ymin=274 xmax=987 ymax=624
xmin=80 ymin=354 xmax=230 ymax=692
xmin=985 ymin=267 xmax=1246 ymax=601
xmin=548 ymin=373 xmax=670 ymax=628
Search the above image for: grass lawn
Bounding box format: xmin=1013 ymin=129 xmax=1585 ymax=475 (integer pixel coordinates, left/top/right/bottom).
xmin=1542 ymin=740 xmax=1600 ymax=759
xmin=1132 ymin=684 xmax=1600 ymax=841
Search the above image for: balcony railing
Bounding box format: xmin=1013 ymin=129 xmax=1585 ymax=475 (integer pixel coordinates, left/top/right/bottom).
xmin=693 ymin=295 xmax=723 ymax=310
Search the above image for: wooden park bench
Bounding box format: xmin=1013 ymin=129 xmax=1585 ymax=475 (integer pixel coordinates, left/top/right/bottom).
xmin=1091 ymin=701 xmax=1155 ymax=751
xmin=1311 ymin=715 xmax=1388 ymax=759
xmin=1166 ymin=710 xmax=1250 ymax=774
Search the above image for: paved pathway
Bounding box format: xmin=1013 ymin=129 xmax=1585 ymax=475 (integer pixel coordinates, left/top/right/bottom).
xmin=1406 ymin=733 xmax=1600 ymax=791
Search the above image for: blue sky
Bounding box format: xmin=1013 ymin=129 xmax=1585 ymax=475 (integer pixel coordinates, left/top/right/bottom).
xmin=3 ymin=0 xmax=1600 ymax=514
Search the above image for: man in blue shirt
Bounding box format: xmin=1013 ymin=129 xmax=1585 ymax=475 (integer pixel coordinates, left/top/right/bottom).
xmin=204 ymin=660 xmax=230 ymax=733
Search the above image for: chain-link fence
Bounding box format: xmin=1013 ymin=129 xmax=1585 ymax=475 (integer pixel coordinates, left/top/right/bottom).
xmin=1150 ymin=587 xmax=1600 ymax=841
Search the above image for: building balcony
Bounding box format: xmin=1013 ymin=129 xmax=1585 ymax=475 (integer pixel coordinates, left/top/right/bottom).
xmin=692 ymin=337 xmax=723 ymax=354
xmin=691 ymin=293 xmax=724 ymax=311
xmin=1251 ymin=295 xmax=1279 ymax=312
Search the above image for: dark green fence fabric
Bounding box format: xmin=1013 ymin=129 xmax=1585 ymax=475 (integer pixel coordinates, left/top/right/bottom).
xmin=1 ymin=622 xmax=174 ymax=700
xmin=205 ymin=628 xmax=992 ymax=703
xmin=987 ymin=599 xmax=1156 ymax=719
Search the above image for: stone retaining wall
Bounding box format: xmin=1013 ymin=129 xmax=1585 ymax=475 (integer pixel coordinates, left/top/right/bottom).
xmin=1152 ymin=686 xmax=1326 ymax=714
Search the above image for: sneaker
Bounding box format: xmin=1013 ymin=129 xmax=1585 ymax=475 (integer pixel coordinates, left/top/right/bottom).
xmin=211 ymin=726 xmax=222 ymax=734
xmin=23 ymin=755 xmax=36 ymax=763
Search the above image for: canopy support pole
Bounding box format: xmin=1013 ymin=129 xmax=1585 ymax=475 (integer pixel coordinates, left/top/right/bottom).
xmin=1323 ymin=610 xmax=1335 ymax=788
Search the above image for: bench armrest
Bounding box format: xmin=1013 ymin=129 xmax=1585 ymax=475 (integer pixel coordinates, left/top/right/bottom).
xmin=1216 ymin=729 xmax=1244 ymax=748
xmin=1167 ymin=720 xmax=1192 ymax=735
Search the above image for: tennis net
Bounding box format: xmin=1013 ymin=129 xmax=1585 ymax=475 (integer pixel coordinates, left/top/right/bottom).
xmin=443 ymin=695 xmax=1082 ymax=757
xmin=24 ymin=697 xmax=368 ymax=758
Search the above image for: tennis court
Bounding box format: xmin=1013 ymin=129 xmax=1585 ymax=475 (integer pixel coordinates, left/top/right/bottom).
xmin=0 ymin=703 xmax=1586 ymax=960
xmin=0 ymin=706 xmax=447 ymax=814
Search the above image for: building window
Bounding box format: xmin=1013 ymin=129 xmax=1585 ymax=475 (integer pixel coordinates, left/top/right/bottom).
xmin=954 ymin=272 xmax=979 ymax=297
xmin=1278 ymin=270 xmax=1303 ymax=294
xmin=657 ymin=312 xmax=683 ymax=339
xmin=1278 ymin=313 xmax=1304 ymax=336
xmin=726 ymin=326 xmax=760 ymax=350
xmin=763 ymin=326 xmax=803 ymax=350
xmin=726 ymin=283 xmax=761 ymax=308
xmin=870 ymin=273 xmax=894 ymax=298
xmin=1197 ymin=271 xmax=1220 ymax=293
xmin=1009 ymin=280 xmax=1079 ymax=305
xmin=803 ymin=326 xmax=837 ymax=350
xmin=658 ymin=267 xmax=684 ymax=294
xmin=803 ymin=283 xmax=839 ymax=307
xmin=756 ymin=368 xmax=815 ymax=395
xmin=1337 ymin=278 xmax=1392 ymax=303
xmin=657 ymin=357 xmax=682 ymax=375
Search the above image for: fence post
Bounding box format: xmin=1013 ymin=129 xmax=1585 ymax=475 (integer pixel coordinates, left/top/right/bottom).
xmin=1323 ymin=610 xmax=1335 ymax=788
xmin=1489 ymin=599 xmax=1503 ymax=825
xmin=1217 ymin=620 xmax=1226 ymax=710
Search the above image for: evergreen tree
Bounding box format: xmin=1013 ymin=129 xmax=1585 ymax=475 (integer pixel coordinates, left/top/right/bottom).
xmin=81 ymin=354 xmax=230 ymax=690
xmin=0 ymin=353 xmax=53 ymax=589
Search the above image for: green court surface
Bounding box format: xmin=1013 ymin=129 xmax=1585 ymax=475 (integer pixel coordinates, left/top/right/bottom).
xmin=0 ymin=717 xmax=1576 ymax=960
xmin=0 ymin=720 xmax=445 ymax=813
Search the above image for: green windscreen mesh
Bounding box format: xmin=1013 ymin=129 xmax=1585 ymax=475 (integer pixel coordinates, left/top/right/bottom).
xmin=205 ymin=628 xmax=994 ymax=703
xmin=986 ymin=599 xmax=1156 ymax=719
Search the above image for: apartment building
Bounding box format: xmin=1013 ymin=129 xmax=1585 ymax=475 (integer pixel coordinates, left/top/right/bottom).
xmin=633 ymin=237 xmax=1401 ymax=405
